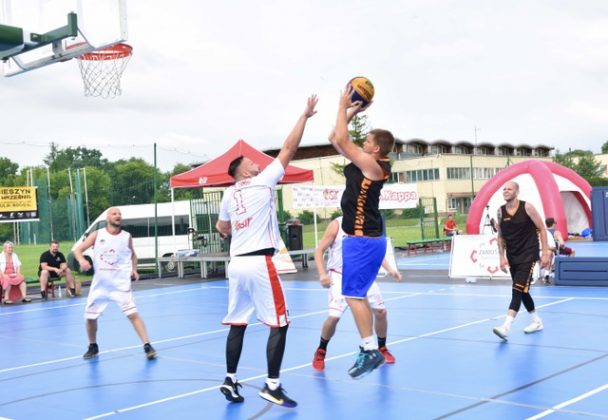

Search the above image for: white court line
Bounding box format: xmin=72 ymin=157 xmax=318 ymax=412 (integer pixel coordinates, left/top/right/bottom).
xmin=85 ymin=295 xmax=577 ymax=418
xmin=0 ymin=290 xmax=425 ymax=375
xmin=0 ymin=285 xmax=207 ymax=317
xmin=525 ymin=383 xmax=608 ymax=420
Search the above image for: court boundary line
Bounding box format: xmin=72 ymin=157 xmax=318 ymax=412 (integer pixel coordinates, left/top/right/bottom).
xmin=525 ymin=383 xmax=608 ymax=420
xmin=82 ymin=296 xmax=582 ymax=418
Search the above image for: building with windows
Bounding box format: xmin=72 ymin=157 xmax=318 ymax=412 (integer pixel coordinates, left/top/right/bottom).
xmin=264 ymin=139 xmax=554 ymax=217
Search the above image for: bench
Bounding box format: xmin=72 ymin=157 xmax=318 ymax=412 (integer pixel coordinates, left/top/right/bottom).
xmin=158 ymin=248 xmax=315 ymax=279
xmin=404 ymin=237 xmax=452 ymax=255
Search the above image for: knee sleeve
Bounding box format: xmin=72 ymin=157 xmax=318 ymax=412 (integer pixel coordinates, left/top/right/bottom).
xmin=508 ymin=288 xmax=523 ymax=312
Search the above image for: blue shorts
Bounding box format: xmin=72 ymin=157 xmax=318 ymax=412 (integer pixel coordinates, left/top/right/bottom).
xmin=342 ymin=235 xmax=387 ymax=298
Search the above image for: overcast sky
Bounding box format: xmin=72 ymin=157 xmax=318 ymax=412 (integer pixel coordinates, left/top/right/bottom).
xmin=2 ymin=0 xmax=608 ymax=172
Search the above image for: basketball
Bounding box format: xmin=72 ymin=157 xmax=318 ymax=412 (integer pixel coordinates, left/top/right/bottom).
xmin=349 ymin=76 xmax=375 ymax=106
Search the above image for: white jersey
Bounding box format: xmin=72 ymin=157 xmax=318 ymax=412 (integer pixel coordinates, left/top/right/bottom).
xmin=92 ymin=228 xmax=133 ymax=291
xmin=326 ymin=216 xmax=345 ymax=273
xmin=219 ymin=159 xmax=285 ymax=257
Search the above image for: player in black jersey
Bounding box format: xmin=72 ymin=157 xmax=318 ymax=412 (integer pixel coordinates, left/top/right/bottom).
xmin=328 ymin=85 xmax=395 ymax=378
xmin=493 ymin=181 xmax=551 ymax=340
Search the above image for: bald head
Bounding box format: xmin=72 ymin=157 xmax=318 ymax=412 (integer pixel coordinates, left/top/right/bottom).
xmin=502 ymin=181 xmax=519 ymax=203
xmin=106 ymin=207 xmax=123 ymax=228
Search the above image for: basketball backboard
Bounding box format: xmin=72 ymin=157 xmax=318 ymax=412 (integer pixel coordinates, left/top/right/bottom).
xmin=0 ymin=0 xmax=127 ymax=76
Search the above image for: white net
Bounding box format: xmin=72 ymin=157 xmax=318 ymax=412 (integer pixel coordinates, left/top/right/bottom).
xmin=76 ymin=43 xmax=132 ymax=98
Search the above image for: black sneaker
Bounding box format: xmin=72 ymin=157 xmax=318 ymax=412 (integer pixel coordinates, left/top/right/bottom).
xmin=348 ymin=347 xmax=385 ymax=379
xmin=144 ymin=343 xmax=157 ymax=360
xmin=220 ymin=377 xmax=244 ymax=403
xmin=41 ymin=291 xmax=47 ymax=301
xmin=259 ymin=384 xmax=297 ymax=408
xmin=83 ymin=343 xmax=99 ymax=359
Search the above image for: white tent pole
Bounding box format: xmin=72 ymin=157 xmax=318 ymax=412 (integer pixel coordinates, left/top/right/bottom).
xmin=171 ymin=188 xmax=176 ymax=248
xmin=313 ymin=208 xmax=319 ymax=246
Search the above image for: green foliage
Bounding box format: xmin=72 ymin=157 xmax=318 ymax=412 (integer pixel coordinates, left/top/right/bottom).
xmin=108 ymin=158 xmax=163 ymax=205
xmin=381 ymin=209 xmax=395 ymax=219
xmin=330 ymin=209 xmax=342 ymax=219
xmin=278 ymin=209 xmax=292 ymax=222
xmin=553 ymin=149 xmax=604 ymax=181
xmin=401 ymin=206 xmax=423 ymax=218
xmin=587 ymin=176 xmax=608 ymax=187
xmin=0 ymin=157 xmax=19 ymax=185
xmin=330 ymin=114 xmax=371 ymax=177
xmin=349 ymin=114 xmax=370 ymax=146
xmin=602 ymin=141 xmax=608 ymax=154
xmin=298 ymin=210 xmax=315 ymax=224
xmin=44 ymin=143 xmax=109 ymax=172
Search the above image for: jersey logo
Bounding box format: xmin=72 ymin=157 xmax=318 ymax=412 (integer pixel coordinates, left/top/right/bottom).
xmin=100 ymin=249 xmax=118 ymax=266
xmin=234 ymin=217 xmax=253 ymax=231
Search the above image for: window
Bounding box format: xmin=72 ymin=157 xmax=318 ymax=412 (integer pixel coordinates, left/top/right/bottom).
xmin=121 ymin=214 xmax=190 ymax=238
xmin=405 ymin=168 xmax=440 ymax=183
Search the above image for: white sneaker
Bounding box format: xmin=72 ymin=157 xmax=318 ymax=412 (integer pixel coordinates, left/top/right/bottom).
xmin=492 ymin=325 xmax=509 ymax=341
xmin=524 ymin=320 xmax=544 ymax=334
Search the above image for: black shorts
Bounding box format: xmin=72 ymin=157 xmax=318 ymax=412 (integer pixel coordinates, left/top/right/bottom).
xmin=38 ymin=270 xmax=60 ymax=279
xmin=509 ymin=261 xmax=536 ymax=293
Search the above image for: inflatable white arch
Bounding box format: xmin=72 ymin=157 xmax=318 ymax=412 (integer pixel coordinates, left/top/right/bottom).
xmin=466 ymin=160 xmax=592 ymax=239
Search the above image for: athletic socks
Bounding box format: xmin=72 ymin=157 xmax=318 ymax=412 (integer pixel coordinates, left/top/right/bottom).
xmin=361 ymin=335 xmax=376 ymax=351
xmin=319 ymin=337 xmax=329 ymax=351
xmin=531 ymin=311 xmax=541 ymax=323
xmin=266 ymin=378 xmax=280 ymax=391
xmin=378 ymin=336 xmax=387 ymax=349
xmin=503 ymin=315 xmax=515 ymax=330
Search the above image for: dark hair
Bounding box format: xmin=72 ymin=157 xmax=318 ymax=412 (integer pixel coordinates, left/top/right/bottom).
xmin=369 ymin=128 xmax=395 ymax=156
xmin=228 ymin=156 xmax=244 ymax=179
xmin=50 ymin=240 xmax=59 ymax=245
xmin=545 ymin=217 xmax=555 ymax=228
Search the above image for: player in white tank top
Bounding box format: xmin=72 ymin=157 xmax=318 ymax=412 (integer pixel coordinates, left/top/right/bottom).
xmin=312 ymin=217 xmax=402 ymax=371
xmin=215 ymin=95 xmax=318 ymax=408
xmin=74 ymin=207 xmax=157 ymax=360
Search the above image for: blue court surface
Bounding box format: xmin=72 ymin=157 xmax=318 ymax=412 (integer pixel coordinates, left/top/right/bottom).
xmin=1 ymin=250 xmax=608 ymax=419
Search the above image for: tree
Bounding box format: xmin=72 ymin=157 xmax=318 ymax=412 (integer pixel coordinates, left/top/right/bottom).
xmin=44 ymin=143 xmax=109 ymax=172
xmin=553 ymin=149 xmax=604 ymax=182
xmin=602 ymin=140 xmax=608 ymax=154
xmin=0 ymin=157 xmax=19 ymax=186
xmin=331 ymin=114 xmax=371 ymax=177
xmin=108 ymin=158 xmax=165 ymax=205
xmin=169 ymin=163 xmax=204 ymax=201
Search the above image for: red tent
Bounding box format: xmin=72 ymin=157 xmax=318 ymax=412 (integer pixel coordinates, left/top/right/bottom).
xmin=170 ymin=139 xmax=314 ymax=188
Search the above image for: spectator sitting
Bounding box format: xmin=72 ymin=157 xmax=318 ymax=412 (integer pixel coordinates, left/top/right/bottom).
xmin=545 ymin=217 xmax=575 ymax=257
xmin=443 ymin=214 xmax=459 ymax=236
xmin=1 ymin=241 xmax=31 ymax=304
xmin=39 ymin=240 xmax=77 ymax=300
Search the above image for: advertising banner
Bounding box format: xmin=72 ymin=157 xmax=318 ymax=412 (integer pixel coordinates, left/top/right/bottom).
xmin=0 ymin=186 xmax=39 ymax=223
xmin=448 ymin=234 xmax=510 ymax=280
xmin=292 ymin=183 xmax=418 ymax=210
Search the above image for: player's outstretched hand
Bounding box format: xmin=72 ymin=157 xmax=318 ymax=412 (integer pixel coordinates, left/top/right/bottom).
xmin=304 ymin=94 xmax=319 ymax=118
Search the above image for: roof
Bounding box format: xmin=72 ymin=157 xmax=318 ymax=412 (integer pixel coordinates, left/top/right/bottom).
xmin=169 ymin=139 xmax=314 ymax=188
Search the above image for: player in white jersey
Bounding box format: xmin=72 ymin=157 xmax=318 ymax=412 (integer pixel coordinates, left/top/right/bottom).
xmin=312 ymin=217 xmax=402 ymax=371
xmin=74 ymin=207 xmax=157 ymax=360
xmin=215 ymin=95 xmax=318 ymax=408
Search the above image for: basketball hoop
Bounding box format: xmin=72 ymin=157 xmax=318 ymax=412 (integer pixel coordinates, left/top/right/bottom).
xmin=75 ymin=43 xmax=132 ymax=98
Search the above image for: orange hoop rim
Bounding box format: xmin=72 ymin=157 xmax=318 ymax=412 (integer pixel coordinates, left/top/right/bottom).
xmin=76 ymin=43 xmax=133 ymax=61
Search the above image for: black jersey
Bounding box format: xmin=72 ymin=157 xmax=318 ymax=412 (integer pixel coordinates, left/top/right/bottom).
xmin=340 ymin=159 xmax=391 ymax=236
xmin=499 ymin=200 xmax=539 ymax=264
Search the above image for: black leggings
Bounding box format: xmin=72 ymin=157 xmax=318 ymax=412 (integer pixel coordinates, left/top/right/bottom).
xmin=225 ymin=324 xmax=289 ymax=378
xmin=509 ymin=288 xmax=535 ymax=313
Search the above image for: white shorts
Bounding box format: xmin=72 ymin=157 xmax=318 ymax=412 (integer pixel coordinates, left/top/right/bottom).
xmin=327 ymin=270 xmax=385 ymax=318
xmin=222 ymin=255 xmax=289 ymax=328
xmin=84 ymin=278 xmax=137 ymax=320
